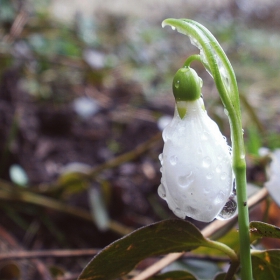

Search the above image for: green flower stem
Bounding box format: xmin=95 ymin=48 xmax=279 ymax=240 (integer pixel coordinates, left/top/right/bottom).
xmin=204 ymin=239 xmax=239 ymax=280
xmin=183 ymin=54 xmax=201 ymax=67
xmin=163 ymin=18 xmax=252 ymax=280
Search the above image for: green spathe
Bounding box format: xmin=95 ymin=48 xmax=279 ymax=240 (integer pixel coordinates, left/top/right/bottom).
xmin=172 ymin=67 xmax=202 ymax=102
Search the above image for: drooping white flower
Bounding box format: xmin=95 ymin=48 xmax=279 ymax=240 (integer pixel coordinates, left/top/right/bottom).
xmin=158 ymin=96 xmax=234 ymax=222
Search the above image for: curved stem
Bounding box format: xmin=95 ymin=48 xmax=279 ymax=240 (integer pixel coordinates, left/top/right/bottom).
xmin=183 ymin=54 xmax=201 ymax=67
xmin=204 ymin=239 xmax=239 ymax=280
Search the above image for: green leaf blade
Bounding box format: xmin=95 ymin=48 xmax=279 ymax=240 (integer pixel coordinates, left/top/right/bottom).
xmin=252 ymin=250 xmax=280 ymax=280
xmin=78 ymin=219 xmax=206 ymax=280
xmin=250 ymin=221 xmax=280 ymax=242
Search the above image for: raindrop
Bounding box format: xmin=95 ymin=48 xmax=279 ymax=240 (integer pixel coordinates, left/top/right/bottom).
xmin=202 ymin=156 xmax=211 ymax=168
xmin=206 ymin=171 xmax=213 ymax=180
xmin=214 ymin=192 xmax=225 ymax=205
xmin=199 ymin=77 xmax=203 ymax=88
xmin=204 ymin=186 xmax=210 ymax=193
xmin=158 ymin=153 xmax=163 ymax=164
xmin=216 ymin=164 xmax=222 ymax=173
xmin=185 ymin=206 xmax=198 ymax=216
xmin=220 ymin=172 xmax=227 ymax=180
xmin=158 ymin=184 xmax=166 ymax=198
xmin=224 ymin=108 xmax=229 ymax=116
xmin=170 ymin=155 xmax=178 ymax=165
xmin=171 ymin=26 xmax=176 ymax=30
xmin=175 ymin=80 xmax=180 ymax=88
xmin=178 ymin=172 xmax=193 ymax=188
xmin=216 ymin=195 xmax=237 ymax=220
xmin=174 ymin=207 xmax=185 ymax=219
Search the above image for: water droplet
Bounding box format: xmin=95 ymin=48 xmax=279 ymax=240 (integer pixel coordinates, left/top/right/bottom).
xmin=170 ymin=155 xmax=178 ymax=165
xmin=220 ymin=172 xmax=227 ymax=180
xmin=158 ymin=153 xmax=163 ymax=164
xmin=224 ymin=108 xmax=229 ymax=116
xmin=202 ymin=156 xmax=211 ymax=168
xmin=158 ymin=184 xmax=166 ymax=199
xmin=206 ymin=171 xmax=213 ymax=180
xmin=214 ymin=192 xmax=225 ymax=205
xmin=171 ymin=26 xmax=176 ymax=30
xmin=216 ymin=195 xmax=237 ymax=220
xmin=199 ymin=77 xmax=203 ymax=88
xmin=240 ymin=154 xmax=245 ymax=159
xmin=178 ymin=172 xmax=193 ymax=188
xmin=216 ymin=164 xmax=222 ymax=173
xmin=185 ymin=206 xmax=197 ymax=216
xmin=204 ymin=186 xmax=210 ymax=193
xmin=175 ymin=80 xmax=180 ymax=88
xmin=173 ymin=207 xmax=185 ymax=219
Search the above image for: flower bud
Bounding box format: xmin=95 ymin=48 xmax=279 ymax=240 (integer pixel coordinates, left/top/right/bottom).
xmin=173 ymin=67 xmax=202 ymax=118
xmin=158 ymin=98 xmax=234 ymax=222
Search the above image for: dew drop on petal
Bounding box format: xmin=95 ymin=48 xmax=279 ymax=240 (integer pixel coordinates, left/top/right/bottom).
xmin=178 ymin=172 xmax=193 ymax=188
xmin=202 ymin=156 xmax=211 ymax=168
xmin=214 ymin=192 xmax=225 ymax=205
xmin=170 ymin=155 xmax=178 ymax=165
xmin=158 ymin=184 xmax=166 ymax=199
xmin=158 ymin=153 xmax=163 ymax=164
xmin=220 ymin=172 xmax=227 ymax=180
xmin=216 ymin=164 xmax=222 ymax=173
xmin=206 ymin=171 xmax=213 ymax=180
xmin=216 ymin=195 xmax=237 ymax=220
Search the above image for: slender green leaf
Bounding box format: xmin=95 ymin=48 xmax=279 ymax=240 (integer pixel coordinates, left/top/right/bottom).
xmin=252 ymin=250 xmax=280 ymax=280
xmin=250 ymin=221 xmax=280 ymax=242
xmin=162 ymin=18 xmax=241 ymax=122
xmin=149 ymin=270 xmax=197 ymax=280
xmin=78 ymin=219 xmax=207 ymax=280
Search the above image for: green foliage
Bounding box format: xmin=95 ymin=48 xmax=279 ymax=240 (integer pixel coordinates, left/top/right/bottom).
xmin=250 ymin=221 xmax=280 ymax=242
xmin=148 ymin=270 xmax=197 ymax=280
xmin=78 ymin=219 xmax=207 ymax=280
xmin=252 ymin=250 xmax=280 ymax=280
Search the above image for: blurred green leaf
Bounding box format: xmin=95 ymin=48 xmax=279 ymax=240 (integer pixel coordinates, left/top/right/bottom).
xmin=246 ymin=125 xmax=262 ymax=156
xmin=149 ymin=270 xmax=197 ymax=280
xmin=250 ymin=221 xmax=280 ymax=242
xmin=78 ymin=219 xmax=207 ymax=280
xmin=214 ymin=272 xmax=236 ymax=280
xmin=252 ymin=250 xmax=280 ymax=280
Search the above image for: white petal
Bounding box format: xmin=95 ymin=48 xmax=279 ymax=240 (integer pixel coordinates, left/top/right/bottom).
xmin=265 ymin=149 xmax=280 ymax=206
xmin=159 ymin=98 xmax=233 ymax=222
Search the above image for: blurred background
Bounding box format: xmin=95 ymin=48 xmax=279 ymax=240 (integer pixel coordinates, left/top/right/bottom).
xmin=1 ymin=0 xmax=280 ymax=279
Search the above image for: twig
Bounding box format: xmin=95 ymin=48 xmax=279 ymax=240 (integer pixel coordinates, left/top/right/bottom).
xmin=132 ymin=187 xmax=269 ymax=280
xmin=0 ymin=248 xmax=99 ymax=261
xmin=4 ymin=10 xmax=29 ymax=43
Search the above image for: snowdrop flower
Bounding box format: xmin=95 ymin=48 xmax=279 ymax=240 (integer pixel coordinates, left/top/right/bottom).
xmin=158 ymin=67 xmax=235 ymax=222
